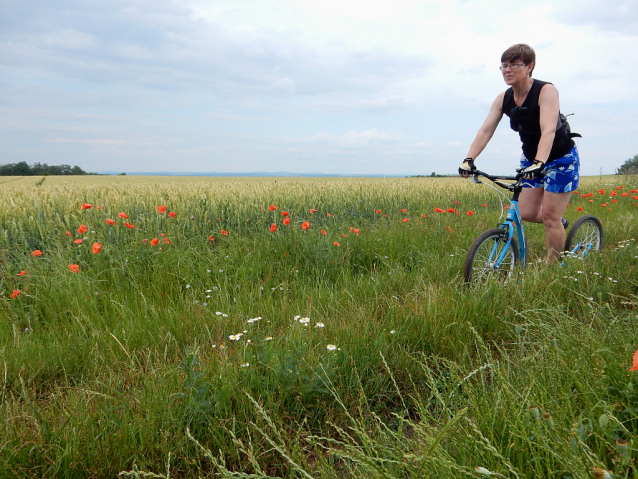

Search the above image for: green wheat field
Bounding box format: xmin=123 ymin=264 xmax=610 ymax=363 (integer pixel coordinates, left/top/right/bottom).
xmin=1 ymin=174 xmax=637 ymax=478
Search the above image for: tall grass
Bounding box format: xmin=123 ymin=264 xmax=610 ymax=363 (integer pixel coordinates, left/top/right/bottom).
xmin=0 ymin=175 xmax=636 ymax=478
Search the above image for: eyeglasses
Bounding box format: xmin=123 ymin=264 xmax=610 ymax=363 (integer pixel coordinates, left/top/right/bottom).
xmin=500 ymin=63 xmax=526 ymax=71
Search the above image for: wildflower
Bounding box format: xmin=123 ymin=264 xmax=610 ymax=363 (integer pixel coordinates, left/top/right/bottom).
xmin=321 ymin=229 xmax=327 ymax=235
xmin=150 ymin=238 xmax=159 ymax=246
xmin=576 ymin=206 xmax=583 ymax=212
xmin=351 ymin=228 xmax=360 ymax=234
xmin=316 ymin=322 xmax=325 ymax=328
xmin=326 ymin=213 xmax=332 ymax=217
xmin=31 ymin=250 xmax=43 ymax=257
xmin=390 ymin=330 xmax=396 ymax=334
xmin=310 ymin=209 xmax=317 ymax=213
xmin=446 ymin=225 xmax=454 ymax=233
xmin=434 ymin=207 xmax=444 ymax=213
xmin=163 ymin=237 xmax=171 ymax=244
xmin=124 ymin=222 xmax=135 ymax=229
xmin=142 ymin=239 xmax=148 ymax=243
xmin=281 ymin=211 xmax=289 ymax=216
xmin=11 ymin=290 xmax=21 ymax=299
xmin=106 ymin=218 xmax=116 ymax=225
xmin=68 ymin=264 xmax=80 ymax=273
xmin=241 ymin=362 xmax=249 ymax=367
xmin=265 ymin=336 xmax=273 ymax=341
xmin=78 ymin=224 xmax=88 ymax=234
xmin=375 ymin=209 xmax=381 ymax=213
xmin=401 ymin=208 xmax=407 ymax=212
xmin=168 ymin=211 xmax=176 ymax=218
xmin=157 ymin=205 xmax=167 ymax=214
xmin=301 ymin=221 xmax=310 ymax=230
xmin=299 ymin=318 xmax=310 ymax=324
xmin=74 ymin=239 xmax=83 ymax=244
xmin=327 ymin=344 xmax=337 ymax=351
xmin=447 ymin=208 xmax=455 ymax=213
xmin=592 ymin=467 xmax=612 ymax=479
xmin=481 ymin=203 xmax=487 ymax=207
xmin=65 ymin=230 xmax=71 ymax=236
xmin=621 ymin=192 xmax=629 ymax=197
xmin=467 ymin=210 xmax=474 ymax=216
xmin=117 ymin=212 xmax=128 ymax=219
xmin=81 ymin=203 xmax=93 ymax=209
xmin=402 ymin=218 xmax=409 ymax=222
xmin=342 ymin=234 xmax=348 ymax=238
xmin=333 ymin=242 xmax=340 ymax=246
xmin=216 ymin=312 xmax=223 ymax=315
xmin=229 ymin=334 xmax=241 ymax=341
xmin=221 ymin=230 xmax=229 ymax=236
xmin=18 ymin=271 xmax=27 ymax=276
xmin=209 ymin=235 xmax=215 ymax=242
xmin=629 ymin=349 xmax=638 ymax=372
xmin=92 ymin=242 xmax=102 ymax=254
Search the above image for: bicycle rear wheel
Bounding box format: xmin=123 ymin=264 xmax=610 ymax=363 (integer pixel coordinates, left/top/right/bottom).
xmin=464 ymin=228 xmax=519 ymax=283
xmin=564 ymin=215 xmax=603 ymax=259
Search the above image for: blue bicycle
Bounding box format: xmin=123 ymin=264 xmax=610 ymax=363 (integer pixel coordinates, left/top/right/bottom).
xmin=463 ymin=169 xmax=603 ymax=283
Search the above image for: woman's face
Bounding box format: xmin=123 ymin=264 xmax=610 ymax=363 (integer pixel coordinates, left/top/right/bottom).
xmin=501 ymin=60 xmax=533 ymax=85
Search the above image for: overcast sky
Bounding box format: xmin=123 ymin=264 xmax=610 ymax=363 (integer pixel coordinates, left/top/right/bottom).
xmin=1 ymin=0 xmax=637 ymax=175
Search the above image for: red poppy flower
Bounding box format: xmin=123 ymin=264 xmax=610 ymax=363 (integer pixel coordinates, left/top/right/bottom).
xmin=270 ymin=224 xmax=277 ymax=233
xmin=221 ymin=230 xmax=229 ymax=236
xmin=74 ymin=239 xmax=83 ymax=244
xmin=611 ymin=191 xmax=617 ymax=197
xmin=321 ymin=229 xmax=327 ymax=235
xmin=106 ymin=218 xmax=116 ymax=225
xmin=589 ymin=200 xmax=593 ymax=203
xmin=482 ymin=204 xmax=487 ymax=207
xmin=269 ymin=205 xmax=277 ymax=211
xmin=168 ymin=211 xmax=176 ymax=218
xmin=97 ymin=206 xmax=102 ymax=210
xmin=576 ymin=206 xmax=583 ymax=212
xmin=617 ymin=185 xmax=624 ymax=189
xmin=446 ymin=225 xmax=454 ymax=233
xmin=18 ymin=271 xmax=27 ymax=276
xmin=124 ymin=222 xmax=135 ymax=229
xmin=326 ymin=213 xmax=332 ymax=217
xmin=573 ymin=191 xmax=579 ymax=195
xmin=208 ymin=235 xmax=215 ymax=242
xmin=78 ymin=224 xmax=88 ymax=234
xmin=81 ymin=203 xmax=93 ymax=209
xmin=351 ymin=228 xmax=360 ymax=234
xmin=281 ymin=211 xmax=289 ymax=216
xmin=65 ymin=231 xmax=71 ymax=236
xmin=333 ymin=241 xmax=340 ymax=246
xmin=401 ymin=208 xmax=407 ymax=212
xmin=342 ymin=234 xmax=348 ymax=238
xmin=421 ymin=214 xmax=426 ymax=218
xmin=598 ymin=189 xmax=605 ymax=195
xmin=11 ymin=290 xmax=20 ymax=299
xmin=301 ymin=221 xmax=310 ymax=230
xmin=283 ymin=217 xmax=290 ymax=225
xmin=455 ymin=201 xmax=460 ymax=204
xmin=92 ymin=242 xmax=102 ymax=254
xmin=466 ymin=211 xmax=474 ymax=216
xmin=434 ymin=207 xmax=444 ymax=213
xmin=142 ymin=239 xmax=148 ymax=243
xmin=117 ymin=212 xmax=128 ymax=219
xmin=150 ymin=238 xmax=159 ymax=245
xmin=68 ymin=264 xmax=80 ymax=273
xmin=163 ymin=238 xmax=171 ymax=244
xmin=375 ymin=209 xmax=381 ymax=214
xmin=612 ymin=199 xmax=618 ymax=204
xmin=310 ymin=209 xmax=317 ymax=214
xmin=402 ymin=218 xmax=409 ymax=222
xmin=446 ymin=208 xmax=455 ymax=213
xmin=621 ymin=192 xmax=629 ymax=197
xmin=157 ymin=205 xmax=167 ymax=214
xmin=31 ymin=250 xmax=43 ymax=257
xmin=631 ymin=349 xmax=638 ymax=371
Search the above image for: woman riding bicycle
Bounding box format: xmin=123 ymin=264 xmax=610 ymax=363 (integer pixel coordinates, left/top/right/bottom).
xmin=459 ymin=43 xmax=580 ymax=263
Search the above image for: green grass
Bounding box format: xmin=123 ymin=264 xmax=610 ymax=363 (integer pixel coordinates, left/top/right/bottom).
xmin=0 ymin=175 xmax=637 ymax=478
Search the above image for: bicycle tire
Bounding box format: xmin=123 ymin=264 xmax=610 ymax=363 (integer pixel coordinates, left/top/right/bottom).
xmin=564 ymin=215 xmax=603 ymax=259
xmin=464 ymin=228 xmax=519 ymax=283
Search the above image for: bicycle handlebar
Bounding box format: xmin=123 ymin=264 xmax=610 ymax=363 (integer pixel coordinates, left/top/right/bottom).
xmin=469 ymin=169 xmax=524 ymax=191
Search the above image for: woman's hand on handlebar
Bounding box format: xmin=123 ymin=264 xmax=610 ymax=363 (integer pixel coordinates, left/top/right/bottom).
xmin=458 ymin=158 xmax=476 ymax=177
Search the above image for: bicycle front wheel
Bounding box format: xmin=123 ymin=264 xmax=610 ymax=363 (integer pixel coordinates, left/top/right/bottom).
xmin=464 ymin=228 xmax=519 ymax=283
xmin=564 ymin=215 xmax=603 ymax=259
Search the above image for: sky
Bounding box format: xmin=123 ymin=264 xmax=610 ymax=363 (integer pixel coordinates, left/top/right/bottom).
xmin=1 ymin=0 xmax=637 ymax=175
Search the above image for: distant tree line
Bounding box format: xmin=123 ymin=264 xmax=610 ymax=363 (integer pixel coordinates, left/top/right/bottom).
xmin=616 ymin=154 xmax=638 ymax=175
xmin=0 ymin=161 xmax=95 ymax=176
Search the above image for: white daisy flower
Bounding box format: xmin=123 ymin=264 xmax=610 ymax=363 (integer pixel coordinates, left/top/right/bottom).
xmin=327 ymin=344 xmax=337 ymax=351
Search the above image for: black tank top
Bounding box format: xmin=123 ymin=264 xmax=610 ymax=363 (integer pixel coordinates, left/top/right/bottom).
xmin=502 ymin=79 xmax=575 ymax=162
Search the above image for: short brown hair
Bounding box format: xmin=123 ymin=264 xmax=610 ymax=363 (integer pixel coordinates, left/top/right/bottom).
xmin=501 ymin=44 xmax=536 ymax=74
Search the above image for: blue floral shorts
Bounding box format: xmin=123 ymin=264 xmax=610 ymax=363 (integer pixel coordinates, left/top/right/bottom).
xmin=520 ymin=145 xmax=580 ymax=193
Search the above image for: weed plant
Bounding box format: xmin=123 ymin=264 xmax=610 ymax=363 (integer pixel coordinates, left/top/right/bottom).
xmin=0 ymin=175 xmax=636 ymax=478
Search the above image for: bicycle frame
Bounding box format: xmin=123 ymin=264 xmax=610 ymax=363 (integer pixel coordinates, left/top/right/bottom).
xmin=471 ymin=170 xmax=528 ymax=268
